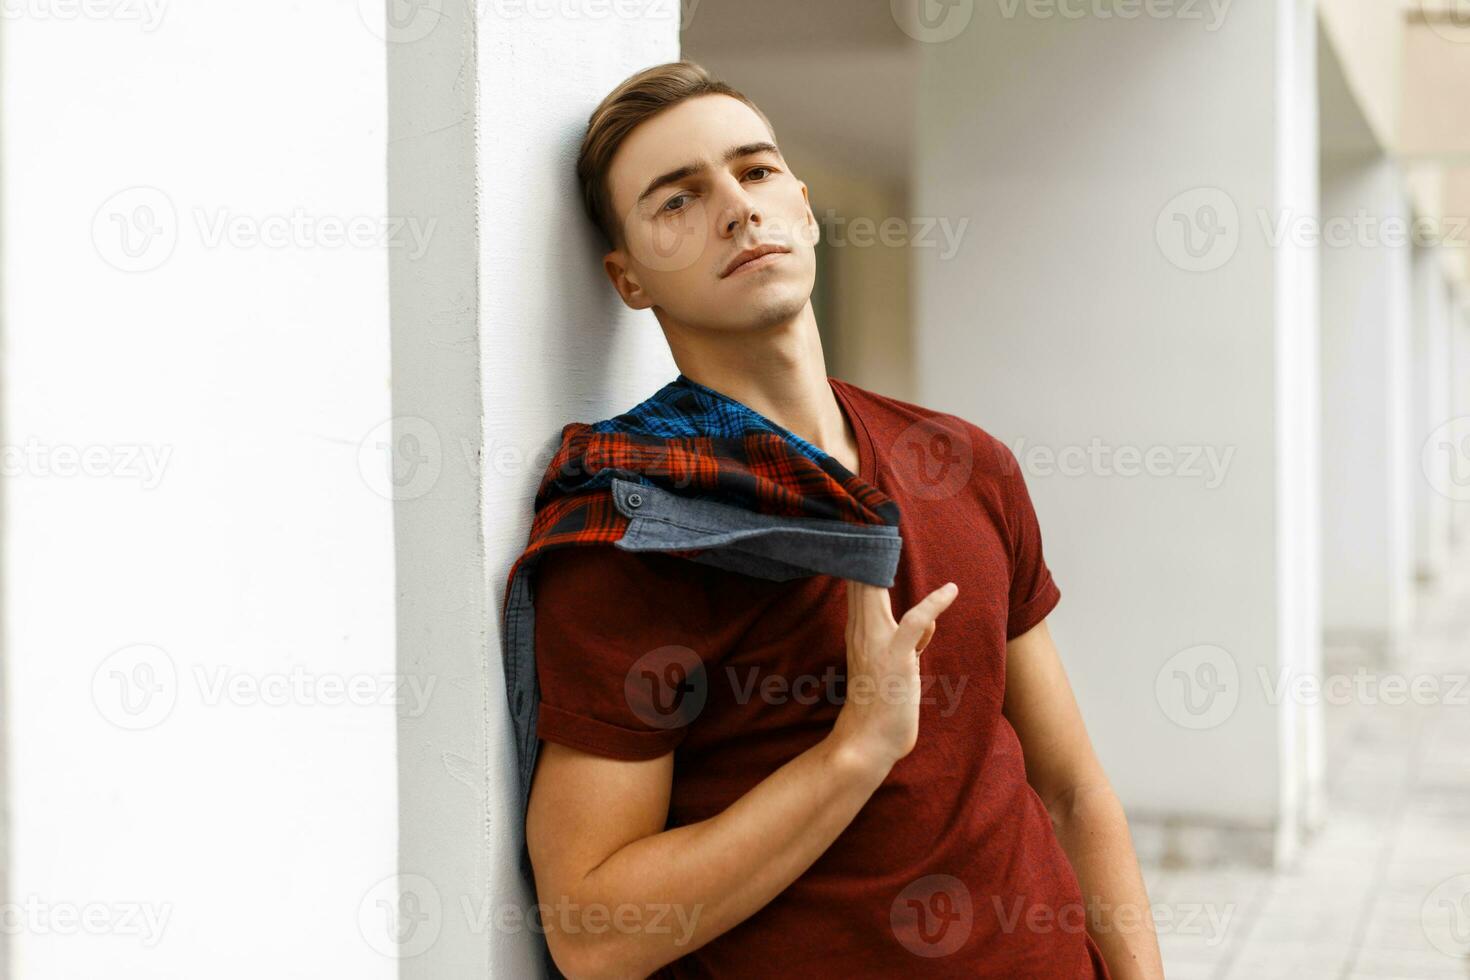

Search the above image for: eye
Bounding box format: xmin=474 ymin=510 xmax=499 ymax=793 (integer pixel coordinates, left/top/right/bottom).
xmin=660 ymin=193 xmax=690 ymax=213
xmin=746 ymin=166 xmax=775 ymax=180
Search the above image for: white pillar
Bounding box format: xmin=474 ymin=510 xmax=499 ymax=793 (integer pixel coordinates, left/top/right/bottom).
xmin=1410 ymin=244 xmax=1454 ymax=581
xmin=0 ymin=5 xmax=396 ymax=977
xmin=388 ymin=4 xmax=682 ymax=976
xmin=1319 ymin=156 xmax=1414 ymax=654
xmin=911 ymin=0 xmax=1320 ymax=864
xmin=1450 ymin=299 xmax=1470 ymax=547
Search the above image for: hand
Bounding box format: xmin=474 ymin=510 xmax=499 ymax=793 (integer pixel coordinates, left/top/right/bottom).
xmin=830 ymin=579 xmax=959 ymax=773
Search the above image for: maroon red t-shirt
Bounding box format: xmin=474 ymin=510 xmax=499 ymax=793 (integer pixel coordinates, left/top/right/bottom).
xmin=531 ymin=377 xmax=1109 ymax=979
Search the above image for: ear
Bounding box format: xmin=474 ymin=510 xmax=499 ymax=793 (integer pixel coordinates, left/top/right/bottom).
xmin=602 ymin=249 xmax=653 ymax=311
xmin=799 ymin=181 xmax=820 ymax=247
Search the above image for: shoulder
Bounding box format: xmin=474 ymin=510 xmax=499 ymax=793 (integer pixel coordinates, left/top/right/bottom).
xmin=831 ymin=376 xmax=1020 ymax=484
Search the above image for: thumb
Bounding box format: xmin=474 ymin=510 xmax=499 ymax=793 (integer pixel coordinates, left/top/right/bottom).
xmin=893 ymin=582 xmax=959 ymax=653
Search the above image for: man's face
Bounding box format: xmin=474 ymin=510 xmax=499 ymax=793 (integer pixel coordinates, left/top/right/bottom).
xmin=602 ymin=94 xmax=819 ymax=333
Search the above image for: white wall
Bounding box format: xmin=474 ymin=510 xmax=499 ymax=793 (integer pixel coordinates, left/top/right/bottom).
xmin=479 ymin=8 xmax=684 ymax=969
xmin=387 ymin=2 xmax=491 ymax=977
xmin=1319 ymin=156 xmax=1414 ymax=649
xmin=1 ymin=3 xmax=396 ymax=977
xmin=912 ymin=0 xmax=1319 ymax=859
xmin=390 ymin=3 xmax=682 ymax=976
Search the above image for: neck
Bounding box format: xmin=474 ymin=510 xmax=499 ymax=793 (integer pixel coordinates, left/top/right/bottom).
xmin=660 ymin=302 xmax=857 ymax=466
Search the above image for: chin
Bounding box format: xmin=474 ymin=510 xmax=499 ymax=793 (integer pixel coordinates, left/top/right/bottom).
xmin=722 ymin=288 xmax=810 ymax=330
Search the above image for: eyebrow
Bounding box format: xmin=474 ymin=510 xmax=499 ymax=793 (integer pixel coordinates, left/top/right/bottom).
xmin=634 ymin=141 xmax=781 ymax=208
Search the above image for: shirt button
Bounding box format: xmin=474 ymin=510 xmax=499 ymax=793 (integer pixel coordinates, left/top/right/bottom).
xmin=626 ymin=491 xmax=643 ymax=508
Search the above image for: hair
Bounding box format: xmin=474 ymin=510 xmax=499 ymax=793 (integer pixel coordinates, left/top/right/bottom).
xmin=576 ymin=60 xmax=775 ymax=253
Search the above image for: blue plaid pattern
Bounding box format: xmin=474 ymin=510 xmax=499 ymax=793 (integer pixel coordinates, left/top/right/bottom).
xmin=589 ymin=373 xmax=830 ymax=465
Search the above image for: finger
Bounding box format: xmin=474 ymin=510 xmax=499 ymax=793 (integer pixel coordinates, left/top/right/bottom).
xmin=893 ymin=582 xmax=959 ymax=653
xmin=914 ymin=619 xmax=937 ymax=655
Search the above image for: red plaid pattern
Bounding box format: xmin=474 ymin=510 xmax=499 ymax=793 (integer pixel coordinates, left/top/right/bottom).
xmin=501 ymin=422 xmax=900 ymax=618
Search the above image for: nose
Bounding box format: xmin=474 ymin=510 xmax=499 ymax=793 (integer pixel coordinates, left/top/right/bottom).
xmin=714 ymin=173 xmax=761 ymax=238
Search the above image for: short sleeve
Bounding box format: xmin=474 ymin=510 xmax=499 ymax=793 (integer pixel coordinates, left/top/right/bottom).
xmin=532 ymin=544 xmax=717 ymax=760
xmin=995 ymin=440 xmax=1061 ymax=640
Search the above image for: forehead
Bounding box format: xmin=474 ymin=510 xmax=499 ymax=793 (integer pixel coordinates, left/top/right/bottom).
xmin=607 ymin=94 xmax=776 ymax=216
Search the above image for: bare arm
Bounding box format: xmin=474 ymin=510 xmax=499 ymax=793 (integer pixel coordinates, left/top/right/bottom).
xmin=1002 ymin=618 xmax=1165 ymax=980
xmin=525 ymin=579 xmax=958 ymax=979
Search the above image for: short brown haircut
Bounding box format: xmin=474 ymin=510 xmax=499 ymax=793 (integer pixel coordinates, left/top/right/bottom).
xmin=576 ymin=60 xmax=775 ymax=252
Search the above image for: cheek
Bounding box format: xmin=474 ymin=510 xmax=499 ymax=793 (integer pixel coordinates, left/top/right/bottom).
xmin=625 ymin=205 xmax=713 ymax=277
xmin=774 ymin=186 xmax=818 ymax=242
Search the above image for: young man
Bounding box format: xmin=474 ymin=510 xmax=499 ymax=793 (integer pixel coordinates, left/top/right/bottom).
xmin=522 ymin=61 xmax=1164 ymax=979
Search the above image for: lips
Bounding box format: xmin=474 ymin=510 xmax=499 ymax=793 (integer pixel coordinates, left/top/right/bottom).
xmin=722 ymin=243 xmax=790 ymax=278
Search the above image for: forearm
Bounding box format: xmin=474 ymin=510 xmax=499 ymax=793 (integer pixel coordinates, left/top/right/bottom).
xmin=555 ymin=733 xmax=889 ymax=978
xmin=1050 ymin=783 xmax=1165 ymax=980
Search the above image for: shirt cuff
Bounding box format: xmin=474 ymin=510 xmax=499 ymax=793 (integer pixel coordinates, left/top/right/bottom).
xmin=1006 ymin=574 xmax=1061 ymax=641
xmin=536 ymin=700 xmax=687 ymax=760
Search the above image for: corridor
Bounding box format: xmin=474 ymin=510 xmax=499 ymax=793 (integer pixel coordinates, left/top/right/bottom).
xmin=1149 ymin=555 xmax=1470 ymax=979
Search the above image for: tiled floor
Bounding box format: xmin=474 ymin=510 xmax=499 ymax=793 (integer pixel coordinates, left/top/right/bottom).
xmin=1143 ymin=558 xmax=1470 ymax=980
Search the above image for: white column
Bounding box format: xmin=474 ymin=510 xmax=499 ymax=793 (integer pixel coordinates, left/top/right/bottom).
xmin=388 ymin=4 xmax=682 ymax=976
xmin=1410 ymin=244 xmax=1454 ymax=582
xmin=1319 ymin=156 xmax=1414 ymax=654
xmin=1450 ymin=299 xmax=1470 ymax=547
xmin=0 ymin=4 xmax=396 ymax=977
xmin=911 ymin=0 xmax=1319 ymax=863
